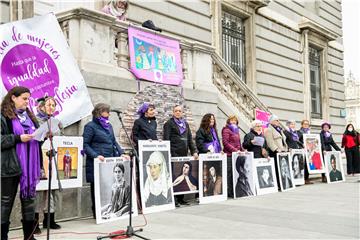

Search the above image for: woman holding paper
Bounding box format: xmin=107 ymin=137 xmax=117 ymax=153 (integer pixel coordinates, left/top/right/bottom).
xmin=1 ymin=86 xmax=42 ymax=240
xmin=83 ymin=103 xmax=125 ymax=219
xmin=221 ymin=115 xmax=244 ymax=198
xmin=243 ymin=120 xmax=269 ymax=158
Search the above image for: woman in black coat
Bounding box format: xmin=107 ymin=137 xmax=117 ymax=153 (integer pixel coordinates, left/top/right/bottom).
xmin=83 ymin=103 xmax=124 ymax=218
xmin=284 ymin=120 xmax=303 ymax=150
xmin=243 ymin=120 xmax=268 ymax=158
xmin=196 ymin=113 xmax=221 ymax=154
xmin=131 ymin=102 xmax=158 ymax=151
xmin=1 ymin=86 xmax=42 ymax=240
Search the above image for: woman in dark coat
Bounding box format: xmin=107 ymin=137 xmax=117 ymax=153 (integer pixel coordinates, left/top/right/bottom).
xmin=243 ymin=120 xmax=268 ymax=158
xmin=341 ymin=124 xmax=360 ymax=175
xmin=83 ymin=103 xmax=124 ymax=218
xmin=131 ymin=102 xmax=158 ymax=151
xmin=1 ymin=86 xmax=42 ymax=240
xmin=196 ymin=113 xmax=221 ymax=154
xmin=320 ymin=122 xmax=340 ymax=182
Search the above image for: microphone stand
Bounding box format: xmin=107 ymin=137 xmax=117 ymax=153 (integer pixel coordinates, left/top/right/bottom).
xmin=45 ymin=116 xmax=63 ymax=240
xmin=97 ymin=111 xmax=149 ymax=240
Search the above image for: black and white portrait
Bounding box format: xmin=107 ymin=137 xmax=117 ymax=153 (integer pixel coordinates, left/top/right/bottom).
xmin=232 ymin=152 xmax=255 ymax=198
xmin=94 ymin=157 xmax=137 ymax=224
xmin=254 ymin=158 xmax=278 ymax=195
xmin=277 ymin=153 xmax=295 ymax=191
xmin=291 ymin=149 xmax=305 ymax=185
xmin=139 ymin=141 xmax=175 ymax=214
xmin=172 ymin=157 xmax=199 ymax=195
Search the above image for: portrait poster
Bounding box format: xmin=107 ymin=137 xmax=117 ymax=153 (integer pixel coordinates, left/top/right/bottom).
xmin=232 ymin=152 xmax=256 ymax=199
xmin=139 ymin=140 xmax=175 ymax=214
xmin=277 ymin=152 xmax=296 ymax=192
xmin=199 ymin=153 xmax=227 ymax=204
xmin=171 ymin=157 xmax=199 ymax=195
xmin=128 ymin=26 xmax=183 ymax=86
xmin=254 ymin=158 xmax=278 ymax=195
xmin=36 ymin=136 xmax=83 ymax=190
xmin=303 ymin=134 xmax=325 ymax=174
xmin=324 ymin=151 xmax=345 ymax=184
xmin=0 ymin=14 xmax=93 ymax=127
xmin=94 ymin=157 xmax=138 ymax=224
xmin=290 ymin=149 xmax=306 ymax=185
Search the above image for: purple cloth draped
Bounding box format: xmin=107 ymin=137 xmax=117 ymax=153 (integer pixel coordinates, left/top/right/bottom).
xmin=227 ymin=124 xmax=239 ymax=134
xmin=97 ymin=116 xmax=110 ymax=130
xmin=36 ymin=110 xmax=48 ymax=122
xmin=15 ymin=109 xmax=33 ymax=131
xmin=324 ymin=131 xmax=331 ymax=138
xmin=272 ymin=125 xmax=282 ymax=134
xmin=301 ymin=128 xmax=310 ymax=134
xmin=173 ymin=117 xmax=186 ymax=135
xmin=12 ymin=116 xmax=40 ymax=199
xmin=290 ymin=128 xmax=299 ymax=142
xmin=210 ymin=127 xmax=221 ymax=153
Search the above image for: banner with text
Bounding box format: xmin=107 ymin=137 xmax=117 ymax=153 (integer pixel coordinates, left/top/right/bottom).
xmin=0 ymin=13 xmax=93 ymax=127
xmin=128 ymin=26 xmax=183 ymax=86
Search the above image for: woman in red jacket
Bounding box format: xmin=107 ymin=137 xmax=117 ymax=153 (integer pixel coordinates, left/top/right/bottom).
xmin=341 ymin=124 xmax=360 ymax=175
xmin=221 ymin=115 xmax=244 ymax=198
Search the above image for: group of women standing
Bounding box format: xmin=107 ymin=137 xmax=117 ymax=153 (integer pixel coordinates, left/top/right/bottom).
xmin=2 ymin=88 xmax=358 ymax=240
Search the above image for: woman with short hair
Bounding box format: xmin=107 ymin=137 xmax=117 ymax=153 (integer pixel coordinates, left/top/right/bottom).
xmin=83 ymin=103 xmax=124 ymax=218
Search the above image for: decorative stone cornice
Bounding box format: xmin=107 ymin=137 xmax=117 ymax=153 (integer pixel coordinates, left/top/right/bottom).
xmin=249 ymin=0 xmax=270 ymax=9
xmin=299 ymin=18 xmax=337 ymax=41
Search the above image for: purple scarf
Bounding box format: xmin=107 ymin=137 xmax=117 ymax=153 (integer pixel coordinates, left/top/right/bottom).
xmin=272 ymin=125 xmax=282 ymax=134
xmin=227 ymin=124 xmax=239 ymax=134
xmin=97 ymin=116 xmax=110 ymax=130
xmin=12 ymin=115 xmax=40 ymax=199
xmin=210 ymin=127 xmax=221 ymax=153
xmin=289 ymin=128 xmax=299 ymax=142
xmin=324 ymin=131 xmax=331 ymax=138
xmin=36 ymin=110 xmax=49 ymax=122
xmin=173 ymin=117 xmax=186 ymax=135
xmin=301 ymin=128 xmax=310 ymax=134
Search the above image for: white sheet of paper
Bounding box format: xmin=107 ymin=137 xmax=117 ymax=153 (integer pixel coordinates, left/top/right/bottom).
xmin=32 ymin=118 xmax=61 ymax=141
xmin=253 ymin=136 xmax=265 ymax=146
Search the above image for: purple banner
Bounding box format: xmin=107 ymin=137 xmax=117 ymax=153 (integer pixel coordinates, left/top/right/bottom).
xmin=128 ymin=27 xmax=183 ymax=86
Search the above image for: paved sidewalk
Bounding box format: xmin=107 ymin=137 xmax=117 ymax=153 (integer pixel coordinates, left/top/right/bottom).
xmin=9 ymin=175 xmax=360 ymax=239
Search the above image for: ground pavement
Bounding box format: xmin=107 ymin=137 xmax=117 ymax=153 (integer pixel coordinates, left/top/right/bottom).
xmin=9 ymin=175 xmax=359 ymax=240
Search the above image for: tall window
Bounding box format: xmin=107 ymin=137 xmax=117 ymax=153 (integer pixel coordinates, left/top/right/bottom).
xmin=222 ymin=11 xmax=246 ymax=81
xmin=1 ymin=0 xmax=10 ymax=24
xmin=309 ymin=46 xmax=322 ymax=119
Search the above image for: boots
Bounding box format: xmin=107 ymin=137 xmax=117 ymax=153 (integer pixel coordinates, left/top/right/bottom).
xmin=33 ymin=213 xmax=41 ymax=234
xmin=1 ymin=222 xmax=10 ymax=240
xmin=43 ymin=213 xmax=61 ymax=229
xmin=22 ymin=220 xmax=36 ymax=240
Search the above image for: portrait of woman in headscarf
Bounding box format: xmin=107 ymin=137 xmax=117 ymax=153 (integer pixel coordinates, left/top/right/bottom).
xmin=143 ymin=151 xmax=173 ymax=207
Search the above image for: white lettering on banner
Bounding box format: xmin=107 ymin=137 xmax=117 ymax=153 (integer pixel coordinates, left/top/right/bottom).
xmin=7 ymin=58 xmax=51 ymax=86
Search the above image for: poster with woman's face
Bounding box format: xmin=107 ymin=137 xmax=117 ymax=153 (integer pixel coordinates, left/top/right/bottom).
xmin=290 ymin=149 xmax=306 ymax=185
xmin=94 ymin=157 xmax=138 ymax=224
xmin=199 ymin=153 xmax=227 ymax=204
xmin=303 ymin=134 xmax=325 ymax=174
xmin=254 ymin=158 xmax=278 ymax=195
xmin=36 ymin=136 xmax=83 ymax=191
xmin=139 ymin=140 xmax=175 ymax=214
xmin=171 ymin=157 xmax=199 ymax=195
xmin=277 ymin=153 xmax=296 ymax=192
xmin=324 ymin=151 xmax=345 ymax=184
xmin=232 ymin=152 xmax=256 ymax=199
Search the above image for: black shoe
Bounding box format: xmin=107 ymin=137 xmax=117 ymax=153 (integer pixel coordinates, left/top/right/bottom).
xmin=44 ymin=213 xmax=61 ymax=229
xmin=22 ymin=220 xmax=36 ymax=240
xmin=142 ymin=20 xmax=162 ymax=32
xmin=34 ymin=213 xmax=41 ymax=234
xmin=178 ymin=199 xmax=190 ymax=205
xmin=1 ymin=222 xmax=10 ymax=240
xmin=175 ymin=201 xmax=180 ymax=208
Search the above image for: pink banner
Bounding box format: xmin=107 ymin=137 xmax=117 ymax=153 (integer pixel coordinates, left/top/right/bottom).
xmin=255 ymin=109 xmax=270 ymax=131
xmin=128 ymin=27 xmax=183 ymax=86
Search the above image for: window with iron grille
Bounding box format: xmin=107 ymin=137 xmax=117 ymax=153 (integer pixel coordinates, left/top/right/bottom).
xmin=309 ymin=46 xmax=322 ymax=119
xmin=221 ymin=11 xmax=246 ymax=81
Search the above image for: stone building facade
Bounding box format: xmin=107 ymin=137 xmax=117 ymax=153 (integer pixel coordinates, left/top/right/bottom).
xmin=345 ymin=72 xmax=360 ymax=130
xmin=1 ymin=0 xmax=346 ymax=224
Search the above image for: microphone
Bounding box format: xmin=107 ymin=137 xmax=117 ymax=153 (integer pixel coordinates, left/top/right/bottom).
xmin=110 ymin=108 xmax=123 ymax=114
